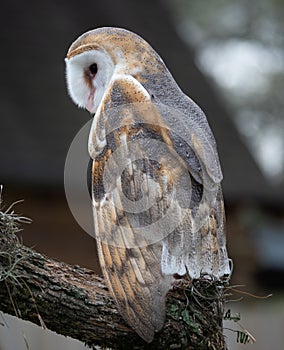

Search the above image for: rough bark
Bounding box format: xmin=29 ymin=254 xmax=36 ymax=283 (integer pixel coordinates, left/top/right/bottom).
xmin=0 ymin=232 xmax=227 ymax=350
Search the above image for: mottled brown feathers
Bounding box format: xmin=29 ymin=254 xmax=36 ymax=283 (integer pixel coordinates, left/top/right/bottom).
xmin=65 ymin=27 xmax=231 ymax=343
xmin=67 ymin=27 xmax=165 ymax=75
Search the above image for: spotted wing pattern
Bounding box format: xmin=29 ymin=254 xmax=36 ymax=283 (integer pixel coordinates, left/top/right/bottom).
xmin=90 ymin=76 xmax=230 ymax=342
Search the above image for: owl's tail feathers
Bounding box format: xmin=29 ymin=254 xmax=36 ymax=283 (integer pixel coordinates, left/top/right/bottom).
xmin=114 ymin=277 xmax=171 ymax=343
xmin=193 ymin=191 xmax=232 ymax=280
xmin=97 ymin=241 xmax=173 ymax=342
xmin=161 ymin=191 xmax=232 ymax=280
xmin=187 ymin=211 xmax=232 ymax=279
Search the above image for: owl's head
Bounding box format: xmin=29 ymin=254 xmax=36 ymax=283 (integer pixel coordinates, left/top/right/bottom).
xmin=65 ymin=27 xmax=166 ymax=114
xmin=65 ymin=34 xmax=114 ymax=114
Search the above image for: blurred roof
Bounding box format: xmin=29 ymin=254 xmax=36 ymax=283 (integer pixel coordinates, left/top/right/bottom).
xmin=1 ymin=0 xmax=283 ymax=204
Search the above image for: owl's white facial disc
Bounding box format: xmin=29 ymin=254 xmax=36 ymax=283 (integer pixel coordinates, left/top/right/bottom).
xmin=65 ymin=50 xmax=114 ymax=114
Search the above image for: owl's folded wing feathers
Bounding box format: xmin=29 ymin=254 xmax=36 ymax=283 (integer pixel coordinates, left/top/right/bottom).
xmin=91 ymin=76 xmax=230 ymax=342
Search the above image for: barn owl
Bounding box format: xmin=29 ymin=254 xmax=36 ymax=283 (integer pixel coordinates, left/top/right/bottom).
xmin=65 ymin=27 xmax=231 ymax=342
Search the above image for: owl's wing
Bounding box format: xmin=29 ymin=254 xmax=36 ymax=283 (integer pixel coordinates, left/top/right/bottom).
xmin=153 ymin=96 xmax=231 ymax=279
xmin=90 ymin=77 xmax=175 ymax=342
xmin=90 ymin=75 xmax=230 ymax=342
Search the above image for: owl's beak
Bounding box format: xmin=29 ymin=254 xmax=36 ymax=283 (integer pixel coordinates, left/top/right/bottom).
xmin=86 ymin=87 xmax=96 ymax=113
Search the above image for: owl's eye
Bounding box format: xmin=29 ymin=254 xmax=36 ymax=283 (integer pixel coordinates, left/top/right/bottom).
xmin=89 ymin=63 xmax=98 ymax=75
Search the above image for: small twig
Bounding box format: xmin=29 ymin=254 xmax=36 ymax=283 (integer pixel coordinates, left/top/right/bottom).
xmin=230 ymin=287 xmax=272 ymax=300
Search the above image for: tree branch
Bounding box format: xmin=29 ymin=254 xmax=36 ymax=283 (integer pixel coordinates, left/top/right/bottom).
xmin=0 ymin=200 xmax=228 ymax=349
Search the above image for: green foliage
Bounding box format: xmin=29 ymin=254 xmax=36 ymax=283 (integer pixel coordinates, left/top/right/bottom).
xmin=224 ymin=308 xmax=256 ymax=345
xmin=164 ymin=276 xmax=230 ymax=349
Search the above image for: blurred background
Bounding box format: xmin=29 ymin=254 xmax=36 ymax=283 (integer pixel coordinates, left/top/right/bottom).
xmin=0 ymin=0 xmax=283 ymax=349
